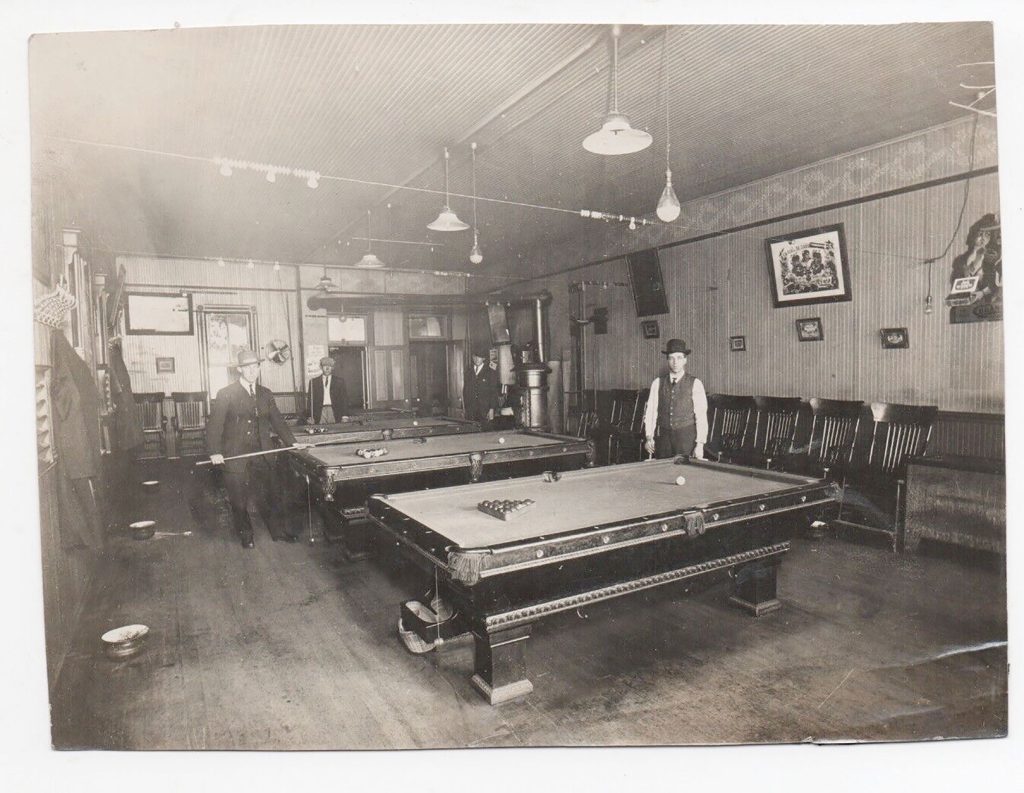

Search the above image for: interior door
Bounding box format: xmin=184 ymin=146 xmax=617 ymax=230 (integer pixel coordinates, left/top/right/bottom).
xmin=409 ymin=341 xmax=449 ymax=415
xmin=328 ymin=345 xmax=367 ymax=410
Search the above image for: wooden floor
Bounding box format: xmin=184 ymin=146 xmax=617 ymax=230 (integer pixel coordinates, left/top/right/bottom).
xmin=48 ymin=458 xmax=1007 ymax=750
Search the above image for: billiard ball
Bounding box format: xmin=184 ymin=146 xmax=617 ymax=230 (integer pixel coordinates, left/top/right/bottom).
xmin=675 ymin=476 xmax=686 ymax=486
xmin=498 ymin=437 xmax=506 ymax=444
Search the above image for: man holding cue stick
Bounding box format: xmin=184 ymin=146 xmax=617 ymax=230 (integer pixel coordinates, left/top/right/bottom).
xmin=206 ymin=349 xmax=313 ymax=548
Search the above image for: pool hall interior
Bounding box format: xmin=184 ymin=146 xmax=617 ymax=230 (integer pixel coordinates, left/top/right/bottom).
xmin=26 ymin=21 xmax=1007 ymax=750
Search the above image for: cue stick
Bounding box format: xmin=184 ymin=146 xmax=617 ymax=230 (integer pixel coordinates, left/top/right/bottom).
xmin=194 ymin=435 xmax=377 ymax=466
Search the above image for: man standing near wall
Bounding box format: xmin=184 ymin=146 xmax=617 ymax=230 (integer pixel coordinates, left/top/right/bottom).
xmin=463 ymin=345 xmax=499 ymax=427
xmin=307 ymin=355 xmax=348 ymax=424
xmin=642 ymin=338 xmax=708 ymax=460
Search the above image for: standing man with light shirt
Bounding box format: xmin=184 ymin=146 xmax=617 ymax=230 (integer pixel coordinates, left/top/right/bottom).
xmin=307 ymin=355 xmax=348 ymax=424
xmin=207 ymin=349 xmax=310 ymax=548
xmin=642 ymin=338 xmax=708 ymax=460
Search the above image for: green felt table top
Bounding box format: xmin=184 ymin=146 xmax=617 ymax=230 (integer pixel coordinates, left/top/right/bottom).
xmin=373 ymin=459 xmax=821 ymax=549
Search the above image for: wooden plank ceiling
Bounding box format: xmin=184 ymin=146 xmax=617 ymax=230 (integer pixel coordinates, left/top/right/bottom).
xmin=30 ymin=23 xmax=994 ymax=283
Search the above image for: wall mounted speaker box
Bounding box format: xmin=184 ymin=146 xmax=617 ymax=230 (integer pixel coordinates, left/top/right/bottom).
xmin=626 ymin=249 xmax=669 ymax=317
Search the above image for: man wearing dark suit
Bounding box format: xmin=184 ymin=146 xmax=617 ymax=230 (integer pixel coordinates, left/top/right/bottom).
xmin=307 ymin=355 xmax=348 ymax=424
xmin=207 ymin=349 xmax=309 ymax=548
xmin=463 ymin=346 xmax=500 ymax=427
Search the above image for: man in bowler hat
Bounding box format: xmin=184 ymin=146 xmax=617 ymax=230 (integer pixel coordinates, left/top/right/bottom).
xmin=207 ymin=349 xmax=310 ymax=548
xmin=463 ymin=345 xmax=500 ymax=427
xmin=642 ymin=338 xmax=708 ymax=459
xmin=307 ymin=355 xmax=348 ymax=424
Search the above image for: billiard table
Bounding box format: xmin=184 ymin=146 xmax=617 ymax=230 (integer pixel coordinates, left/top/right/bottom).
xmin=367 ymin=458 xmax=839 ymax=704
xmin=290 ymin=415 xmax=481 ymax=445
xmin=284 ymin=429 xmax=594 ymax=555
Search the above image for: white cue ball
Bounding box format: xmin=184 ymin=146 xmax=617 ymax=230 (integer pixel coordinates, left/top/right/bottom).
xmin=412 ymin=420 xmax=419 ymax=426
xmin=675 ymin=475 xmax=686 ymax=486
xmin=498 ymin=437 xmax=506 ymax=444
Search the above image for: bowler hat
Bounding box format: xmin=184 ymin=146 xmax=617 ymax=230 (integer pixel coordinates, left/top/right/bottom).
xmin=662 ymin=338 xmax=692 ymax=356
xmin=471 ymin=345 xmax=490 ymax=359
xmin=235 ymin=349 xmax=262 ymax=368
xmin=319 ymin=356 xmax=335 ymax=367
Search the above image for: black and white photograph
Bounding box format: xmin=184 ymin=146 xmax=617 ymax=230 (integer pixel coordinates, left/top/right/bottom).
xmin=4 ymin=1 xmax=1022 ymax=790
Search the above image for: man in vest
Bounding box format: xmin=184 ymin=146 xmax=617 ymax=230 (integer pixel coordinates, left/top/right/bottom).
xmin=642 ymin=338 xmax=708 ymax=459
xmin=463 ymin=345 xmax=500 ymax=427
xmin=207 ymin=349 xmax=311 ymax=548
xmin=307 ymin=355 xmax=348 ymax=424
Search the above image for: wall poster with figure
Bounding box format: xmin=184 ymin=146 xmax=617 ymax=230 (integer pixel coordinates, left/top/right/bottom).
xmin=764 ymin=224 xmax=852 ymax=308
xmin=946 ymin=213 xmax=1001 ymax=324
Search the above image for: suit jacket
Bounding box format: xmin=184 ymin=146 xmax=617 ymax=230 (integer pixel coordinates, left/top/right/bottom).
xmin=463 ymin=363 xmax=499 ymax=422
xmin=207 ymin=380 xmax=296 ymax=472
xmin=307 ymin=374 xmax=349 ymax=422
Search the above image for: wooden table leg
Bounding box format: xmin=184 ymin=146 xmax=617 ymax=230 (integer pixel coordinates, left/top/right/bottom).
xmin=729 ymin=557 xmax=782 ymax=616
xmin=470 ymin=624 xmax=534 ymax=705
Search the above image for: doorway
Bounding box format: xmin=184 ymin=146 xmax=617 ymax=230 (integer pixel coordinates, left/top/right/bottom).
xmin=328 ymin=345 xmax=367 ymax=410
xmin=409 ymin=341 xmax=449 ymax=415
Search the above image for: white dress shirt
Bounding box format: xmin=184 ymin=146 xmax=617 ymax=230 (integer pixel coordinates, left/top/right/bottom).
xmin=642 ymin=373 xmax=708 ymax=445
xmin=322 ymin=375 xmax=332 ymax=407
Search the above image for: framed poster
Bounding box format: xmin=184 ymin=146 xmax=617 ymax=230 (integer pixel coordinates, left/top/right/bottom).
xmin=879 ymin=327 xmax=909 ymax=349
xmin=155 ymin=357 xmax=176 ymax=373
xmin=729 ymin=335 xmax=746 ymax=351
xmin=125 ymin=292 xmax=194 ymax=335
xmin=640 ymin=320 xmax=660 ymax=339
xmin=764 ymin=224 xmax=852 ymax=308
xmin=796 ymin=317 xmax=824 ymax=342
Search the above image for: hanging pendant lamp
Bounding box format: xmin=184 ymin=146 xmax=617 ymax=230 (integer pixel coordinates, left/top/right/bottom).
xmin=427 ymin=147 xmax=470 ymax=231
xmin=317 ymin=265 xmax=334 ymax=291
xmin=656 ymin=29 xmax=681 ymax=222
xmin=582 ymin=26 xmax=652 ymax=156
xmin=469 ymin=142 xmax=483 ymax=264
xmin=355 ymin=209 xmax=385 ymax=268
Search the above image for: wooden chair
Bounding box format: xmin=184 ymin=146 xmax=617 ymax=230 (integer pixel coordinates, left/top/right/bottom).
xmin=706 ymin=395 xmax=755 ymax=463
xmin=733 ymin=396 xmax=803 ymax=469
xmin=833 ymin=401 xmax=938 ymax=551
xmin=613 ymin=389 xmax=649 ymax=463
xmin=134 ymin=392 xmax=167 ymax=459
xmin=171 ymin=391 xmax=209 ymax=457
xmin=786 ymin=398 xmax=864 ymax=479
xmin=598 ymin=389 xmax=640 ymax=465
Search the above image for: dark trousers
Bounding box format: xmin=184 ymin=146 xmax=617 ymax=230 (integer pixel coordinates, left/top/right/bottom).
xmin=223 ymin=457 xmax=291 ymax=540
xmin=655 ymin=425 xmax=697 ymax=459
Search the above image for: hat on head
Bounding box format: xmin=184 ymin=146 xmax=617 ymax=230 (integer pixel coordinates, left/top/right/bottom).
xmin=662 ymin=338 xmax=692 ymax=356
xmin=471 ymin=344 xmax=490 ymax=359
xmin=319 ymin=356 xmax=335 ymax=367
xmin=235 ymin=349 xmax=262 ymax=368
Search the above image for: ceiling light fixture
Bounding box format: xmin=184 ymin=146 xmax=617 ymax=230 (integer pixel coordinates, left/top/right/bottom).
xmin=317 ymin=266 xmax=334 ymax=291
xmin=427 ymin=147 xmax=470 ymax=231
xmin=355 ymin=209 xmax=385 ymax=268
xmin=656 ymin=29 xmax=681 ymax=222
xmin=582 ymin=25 xmax=653 ymax=156
xmin=469 ymin=142 xmax=483 ymax=264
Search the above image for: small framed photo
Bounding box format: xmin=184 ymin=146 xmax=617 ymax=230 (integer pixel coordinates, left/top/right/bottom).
xmin=155 ymin=356 xmax=176 ymax=374
xmin=640 ymin=320 xmax=660 ymax=339
xmin=729 ymin=335 xmax=746 ymax=352
xmin=796 ymin=317 xmax=824 ymax=342
xmin=764 ymin=223 xmax=852 ymax=308
xmin=879 ymin=327 xmax=910 ymax=349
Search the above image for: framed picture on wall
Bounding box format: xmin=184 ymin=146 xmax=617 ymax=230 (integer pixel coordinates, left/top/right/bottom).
xmin=640 ymin=320 xmax=660 ymax=339
xmin=796 ymin=317 xmax=824 ymax=342
xmin=155 ymin=357 xmax=175 ymax=374
xmin=729 ymin=335 xmax=746 ymax=351
xmin=764 ymin=223 xmax=852 ymax=307
xmin=125 ymin=291 xmax=194 ymax=335
xmin=879 ymin=327 xmax=910 ymax=349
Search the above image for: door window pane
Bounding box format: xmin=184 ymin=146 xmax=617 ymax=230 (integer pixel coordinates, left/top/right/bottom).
xmin=409 ymin=315 xmax=445 ymax=338
xmin=328 ymin=316 xmax=366 ymax=343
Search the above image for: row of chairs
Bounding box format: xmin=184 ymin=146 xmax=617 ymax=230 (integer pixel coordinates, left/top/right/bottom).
xmin=570 ymin=391 xmax=938 ymax=551
xmin=133 ymin=392 xmax=209 ymax=458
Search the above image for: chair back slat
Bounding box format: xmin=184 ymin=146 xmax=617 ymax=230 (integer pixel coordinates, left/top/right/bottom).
xmin=752 ymin=396 xmax=802 ymax=457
